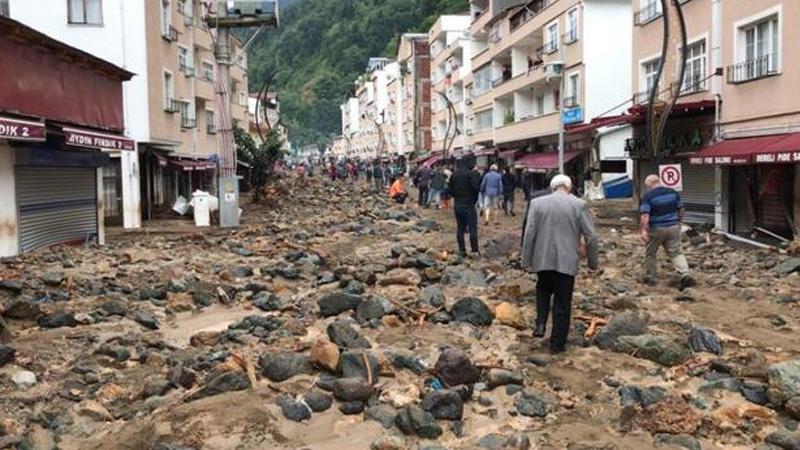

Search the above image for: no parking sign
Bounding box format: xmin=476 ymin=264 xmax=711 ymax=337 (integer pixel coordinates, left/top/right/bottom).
xmin=659 ymin=164 xmax=683 ymax=192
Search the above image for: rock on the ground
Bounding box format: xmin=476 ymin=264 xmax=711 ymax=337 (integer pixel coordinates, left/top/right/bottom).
xmin=451 ymin=297 xmax=493 ymax=326
xmin=303 ymin=391 xmax=332 ymax=413
xmin=618 ymin=385 xmax=667 ymax=407
xmin=339 ymin=401 xmax=366 ymax=415
xmin=277 ymin=395 xmax=311 ymax=422
xmin=258 ymin=352 xmax=313 ymax=382
xmin=615 ymin=334 xmax=692 ymax=366
xmin=494 ymin=302 xmax=526 ymax=330
xmin=422 ymin=389 xmax=464 ymax=420
xmin=776 ymin=258 xmax=800 ymax=276
xmin=332 ymin=377 xmax=373 ymax=402
xmin=370 ymin=435 xmax=407 ymax=450
xmin=38 ymin=311 xmax=77 ymax=329
xmin=327 ymin=320 xmax=372 ymax=349
xmin=187 ymin=371 xmax=250 ymax=401
xmin=252 ymin=291 xmax=283 ymax=311
xmin=11 ymin=370 xmax=37 ymax=389
xmin=505 ymin=432 xmax=532 ymax=450
xmin=339 ymin=350 xmax=379 ymax=382
xmin=514 ymin=390 xmax=550 ymax=418
xmin=689 ymin=327 xmax=723 ymax=355
xmin=100 ymin=300 xmax=128 ymax=316
xmin=387 ymin=351 xmax=427 ymax=375
xmin=594 ymin=311 xmax=649 ymax=350
xmin=653 ymin=434 xmax=702 ymax=450
xmin=97 ymin=343 xmax=131 ymax=362
xmin=365 ymin=405 xmax=398 ymax=429
xmin=76 ymin=400 xmax=113 ymax=422
xmin=768 ymin=359 xmax=800 ymax=406
xmin=435 ymin=348 xmax=480 ymax=387
xmin=356 ymin=297 xmax=386 ymax=323
xmin=486 ymin=368 xmax=524 ymax=388
xmin=0 ymin=345 xmax=15 ymax=368
xmin=318 ymin=292 xmax=363 ymax=317
xmin=41 ymin=271 xmax=64 ymax=286
xmin=636 ymin=396 xmax=702 ymax=435
xmin=765 ymin=430 xmax=800 ymax=450
xmin=442 ymin=267 xmax=487 ymax=288
xmin=4 ymin=299 xmax=43 ymax=320
xmin=785 ymin=396 xmax=800 ymax=420
xmin=310 ymin=339 xmax=340 ymax=372
xmin=418 ymin=285 xmax=445 ymax=308
xmin=132 ymin=310 xmax=159 ymax=330
xmin=377 ymin=268 xmax=422 ymax=286
xmin=395 ymin=404 xmax=443 ymax=439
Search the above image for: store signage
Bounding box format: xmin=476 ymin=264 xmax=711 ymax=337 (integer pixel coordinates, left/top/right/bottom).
xmin=63 ymin=127 xmax=135 ymax=151
xmin=689 ymin=155 xmax=749 ymax=165
xmin=0 ymin=116 xmax=46 ymax=142
xmin=690 ymin=152 xmax=800 ymax=165
xmin=562 ymin=107 xmax=583 ymax=125
xmin=659 ymin=164 xmax=683 ymax=191
xmin=754 ymin=151 xmax=800 ymax=164
xmin=626 ymin=129 xmax=705 ymax=159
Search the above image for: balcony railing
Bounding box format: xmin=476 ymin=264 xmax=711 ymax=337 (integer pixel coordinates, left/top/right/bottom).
xmin=563 ymin=96 xmax=579 ymax=108
xmin=681 ymin=71 xmax=707 ymax=94
xmin=181 ymin=117 xmax=197 ymax=129
xmin=161 ymin=24 xmax=178 ymax=42
xmin=207 ymin=124 xmax=217 ymax=134
xmin=633 ymin=90 xmax=652 ymax=105
xmin=634 ymin=2 xmax=662 ymax=26
xmin=727 ymin=54 xmax=778 ymax=84
xmin=163 ymin=98 xmax=180 ymax=113
xmin=180 ymin=64 xmax=195 ymax=77
xmin=509 ymin=0 xmax=551 ymax=33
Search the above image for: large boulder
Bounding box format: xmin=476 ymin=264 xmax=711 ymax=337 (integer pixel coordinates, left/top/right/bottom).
xmin=442 ymin=267 xmax=487 ymax=288
xmin=376 ymin=268 xmax=422 ymax=287
xmin=258 ymin=352 xmax=313 ymax=382
xmin=187 ymin=371 xmax=250 ymax=401
xmin=332 ymin=377 xmax=373 ymax=402
xmin=38 ymin=311 xmax=77 ymax=329
xmin=277 ymin=395 xmax=311 ymax=422
xmin=0 ymin=345 xmax=15 ymax=368
xmin=422 ymin=389 xmax=464 ymax=420
xmin=594 ymin=311 xmax=649 ymax=350
xmin=317 ymin=292 xmax=363 ymax=317
xmin=395 ymin=404 xmax=443 ymax=439
xmin=309 ymin=339 xmax=340 ymax=372
xmin=434 ymin=348 xmax=480 ymax=387
xmin=615 ymin=334 xmax=692 ymax=367
xmin=767 ymin=359 xmax=800 ymax=406
xmin=339 ymin=350 xmax=379 ymax=382
xmin=514 ymin=390 xmax=550 ymax=418
xmin=451 ymin=297 xmax=493 ymax=326
xmin=494 ymin=302 xmax=526 ymax=330
xmin=327 ymin=320 xmax=371 ymax=349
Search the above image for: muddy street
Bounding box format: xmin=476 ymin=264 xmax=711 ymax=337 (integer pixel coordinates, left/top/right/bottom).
xmin=1 ymin=177 xmax=799 ymax=450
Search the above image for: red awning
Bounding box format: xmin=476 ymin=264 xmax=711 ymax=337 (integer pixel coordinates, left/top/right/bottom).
xmin=515 ymin=150 xmax=582 ymax=172
xmin=498 ymin=149 xmax=521 ymax=159
xmin=421 ymin=154 xmax=443 ymax=168
xmin=688 ymin=133 xmax=800 ymax=165
xmin=567 ymin=114 xmax=634 ymax=134
xmin=167 ymin=159 xmax=216 ymax=171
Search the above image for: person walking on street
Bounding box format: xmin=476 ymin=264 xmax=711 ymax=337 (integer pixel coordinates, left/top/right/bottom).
xmin=640 ymin=174 xmax=695 ymax=289
xmin=521 ymin=175 xmax=599 ymax=354
xmin=441 ymin=167 xmax=453 ymax=210
xmin=414 ymin=165 xmax=432 ymax=208
xmin=372 ymin=163 xmax=383 ymax=192
xmin=428 ymin=166 xmax=446 ymax=209
xmin=449 ymin=160 xmax=482 ymax=257
xmin=501 ymin=167 xmax=517 ymax=216
xmin=480 ymin=164 xmax=504 ymax=225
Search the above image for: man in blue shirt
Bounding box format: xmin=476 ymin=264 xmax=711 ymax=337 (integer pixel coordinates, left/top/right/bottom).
xmin=640 ymin=174 xmax=694 ymax=289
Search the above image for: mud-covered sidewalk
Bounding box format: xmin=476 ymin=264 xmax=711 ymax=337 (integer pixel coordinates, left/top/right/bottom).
xmin=1 ymin=177 xmax=799 ymax=450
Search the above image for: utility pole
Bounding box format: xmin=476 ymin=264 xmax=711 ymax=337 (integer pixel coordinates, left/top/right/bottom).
xmin=216 ymin=6 xmax=238 ymax=228
xmin=557 ymin=39 xmax=566 ymax=174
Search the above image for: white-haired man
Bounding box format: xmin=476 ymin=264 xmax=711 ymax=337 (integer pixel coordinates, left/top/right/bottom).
xmin=480 ymin=164 xmax=504 ymax=225
xmin=640 ymin=174 xmax=694 ymax=289
xmin=521 ymin=175 xmax=599 ymax=353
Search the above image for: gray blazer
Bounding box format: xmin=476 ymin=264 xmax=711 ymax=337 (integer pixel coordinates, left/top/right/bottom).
xmin=521 ymin=191 xmax=599 ymax=276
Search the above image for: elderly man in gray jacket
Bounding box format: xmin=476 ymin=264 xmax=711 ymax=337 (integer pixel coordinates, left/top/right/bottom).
xmin=521 ymin=174 xmax=599 ymax=353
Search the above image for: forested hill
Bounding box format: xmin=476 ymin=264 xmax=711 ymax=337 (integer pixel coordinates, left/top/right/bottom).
xmin=248 ymin=0 xmax=469 ymax=150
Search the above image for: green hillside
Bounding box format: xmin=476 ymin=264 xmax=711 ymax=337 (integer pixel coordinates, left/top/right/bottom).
xmin=248 ymin=0 xmax=469 ymax=150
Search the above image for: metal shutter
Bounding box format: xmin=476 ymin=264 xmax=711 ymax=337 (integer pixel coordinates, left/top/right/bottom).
xmin=16 ymin=167 xmax=97 ymax=253
xmin=681 ymin=165 xmax=716 ymax=225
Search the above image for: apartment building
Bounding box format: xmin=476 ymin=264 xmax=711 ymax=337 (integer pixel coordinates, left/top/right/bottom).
xmin=9 ymin=0 xmax=248 ymax=225
xmin=630 ymin=0 xmax=799 ymax=238
xmin=465 ymin=0 xmax=631 ymax=182
xmin=429 ymin=15 xmax=473 ymax=156
xmin=396 ymin=33 xmax=433 ymax=157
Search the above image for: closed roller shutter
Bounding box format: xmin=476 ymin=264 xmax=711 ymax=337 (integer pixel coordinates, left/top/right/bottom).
xmin=16 ymin=167 xmax=97 ymax=253
xmin=680 ymin=164 xmax=716 ymax=225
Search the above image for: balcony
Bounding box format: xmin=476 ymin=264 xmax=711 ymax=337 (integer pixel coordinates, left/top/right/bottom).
xmin=181 ymin=116 xmax=197 ymax=129
xmin=509 ymin=0 xmax=551 ymax=33
xmin=727 ymin=54 xmax=779 ymax=84
xmin=495 ymin=112 xmax=560 ymax=144
xmin=634 ymin=2 xmax=662 ymax=26
xmin=161 ymin=24 xmax=178 ymax=42
xmin=180 ymin=64 xmax=195 ymax=78
xmin=542 ymin=40 xmax=558 ymax=55
xmin=163 ymin=98 xmax=180 ymax=113
xmin=492 ymin=73 xmax=512 ymax=88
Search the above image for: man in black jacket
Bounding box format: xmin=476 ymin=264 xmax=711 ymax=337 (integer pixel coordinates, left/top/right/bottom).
xmin=448 ymin=160 xmax=482 ymax=257
xmin=501 ymin=168 xmax=518 ymax=216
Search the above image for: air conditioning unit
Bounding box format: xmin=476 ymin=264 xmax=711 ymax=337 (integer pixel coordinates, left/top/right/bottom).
xmin=465 ymin=98 xmax=474 ymax=106
xmin=227 ymin=1 xmax=277 ymax=17
xmin=544 ymin=61 xmax=564 ymax=83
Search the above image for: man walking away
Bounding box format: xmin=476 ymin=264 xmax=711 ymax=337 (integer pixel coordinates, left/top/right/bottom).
xmin=372 ymin=163 xmax=383 ymax=192
xmin=415 ymin=166 xmax=432 ymax=208
xmin=428 ymin=166 xmax=446 ymax=209
xmin=480 ymin=164 xmax=504 ymax=224
xmin=502 ymin=167 xmax=517 ymax=216
xmin=449 ymin=160 xmax=482 ymax=257
xmin=640 ymin=174 xmax=695 ymax=289
xmin=521 ymin=175 xmax=599 ymax=353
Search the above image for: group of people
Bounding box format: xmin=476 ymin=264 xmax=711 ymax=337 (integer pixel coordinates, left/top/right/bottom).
xmin=391 ymin=158 xmax=695 ymax=355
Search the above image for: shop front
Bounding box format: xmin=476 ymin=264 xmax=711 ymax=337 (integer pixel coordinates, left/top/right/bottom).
xmin=689 ymin=133 xmax=800 ymax=240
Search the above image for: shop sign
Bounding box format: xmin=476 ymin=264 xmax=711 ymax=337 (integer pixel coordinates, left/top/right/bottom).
xmin=689 ymin=155 xmax=750 ymax=165
xmin=562 ymin=107 xmax=583 ymax=125
xmin=63 ymin=127 xmax=135 ymax=151
xmin=626 ymin=129 xmax=705 ymax=159
xmin=754 ymin=152 xmax=800 ymax=164
xmin=0 ymin=116 xmax=46 ymax=142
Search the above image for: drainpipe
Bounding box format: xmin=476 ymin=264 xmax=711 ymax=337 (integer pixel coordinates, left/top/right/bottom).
xmin=711 ymin=0 xmax=722 ymax=140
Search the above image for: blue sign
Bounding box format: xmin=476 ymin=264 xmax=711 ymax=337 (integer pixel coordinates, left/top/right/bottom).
xmin=562 ymin=107 xmax=583 ymax=125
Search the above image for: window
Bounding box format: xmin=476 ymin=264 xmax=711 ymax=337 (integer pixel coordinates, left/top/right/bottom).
xmin=161 ymin=0 xmax=172 ymax=36
xmin=536 ymin=94 xmax=545 ymax=116
xmin=636 ymin=0 xmax=662 ymax=25
xmin=178 ymin=46 xmax=191 ymax=72
xmin=179 ymin=100 xmax=196 ymax=128
xmin=566 ymin=73 xmax=580 ymax=107
xmin=643 ymin=58 xmax=661 ymax=92
xmin=473 ymin=65 xmax=493 ymax=96
xmin=201 ymin=61 xmax=214 ymax=82
xmin=475 ymin=110 xmax=493 ymax=131
xmin=682 ymin=40 xmax=706 ymax=93
xmin=206 ymin=109 xmax=216 ymax=133
xmin=490 ymin=22 xmax=502 ymax=43
xmin=68 ymin=0 xmax=103 ymax=25
xmin=565 ymin=9 xmax=579 ymax=43
xmin=0 ymin=0 xmax=9 ymax=17
xmin=163 ymin=71 xmax=174 ymax=111
xmin=545 ymin=22 xmax=559 ymax=53
xmin=730 ymin=15 xmax=779 ymax=83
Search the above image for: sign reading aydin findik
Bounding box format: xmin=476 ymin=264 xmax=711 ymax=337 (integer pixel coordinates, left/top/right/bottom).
xmin=64 ymin=127 xmax=135 ymax=151
xmin=0 ymin=116 xmax=46 ymax=142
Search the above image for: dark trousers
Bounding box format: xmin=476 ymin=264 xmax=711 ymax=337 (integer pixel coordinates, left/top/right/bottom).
xmin=418 ymin=186 xmax=429 ymax=206
xmin=392 ymin=192 xmax=408 ymax=204
xmin=454 ymin=206 xmax=479 ymax=254
xmin=503 ymin=192 xmax=515 ymax=214
xmin=536 ymin=271 xmax=575 ymax=350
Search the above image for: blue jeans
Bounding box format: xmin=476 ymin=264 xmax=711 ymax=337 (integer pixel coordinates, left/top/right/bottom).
xmin=427 ymin=188 xmax=442 ymax=206
xmin=454 ymin=206 xmax=479 ymax=254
